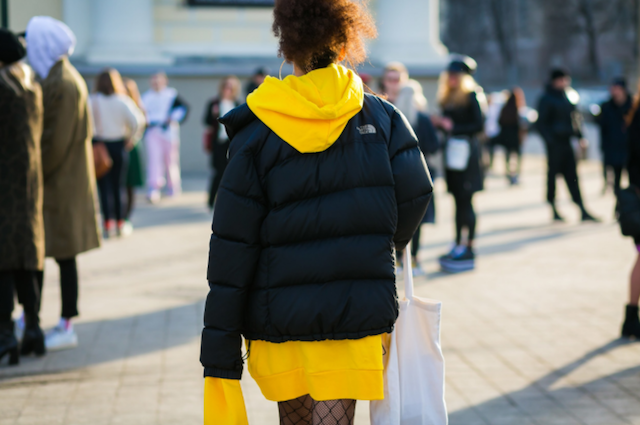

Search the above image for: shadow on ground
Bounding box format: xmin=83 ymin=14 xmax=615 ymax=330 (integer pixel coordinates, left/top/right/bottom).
xmin=0 ymin=301 xmax=203 ymax=381
xmin=448 ymin=339 xmax=640 ymax=425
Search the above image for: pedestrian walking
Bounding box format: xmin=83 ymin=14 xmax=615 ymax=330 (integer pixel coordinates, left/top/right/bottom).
xmin=537 ymin=68 xmax=599 ymax=222
xmin=91 ymin=69 xmax=145 ymax=238
xmin=621 ymin=78 xmax=640 ymax=338
xmin=394 ymin=76 xmax=440 ymax=277
xmin=141 ymin=72 xmax=189 ymax=203
xmin=200 ymin=0 xmax=432 ymax=422
xmin=497 ymin=87 xmax=527 ymax=185
xmin=379 ymin=62 xmax=408 ymax=104
xmin=597 ymin=77 xmax=631 ymax=195
xmin=25 ymin=16 xmax=102 ymax=351
xmin=203 ymin=76 xmax=241 ymax=209
xmin=0 ymin=29 xmax=46 ymax=364
xmin=122 ymin=78 xmax=148 ymax=230
xmin=433 ymin=55 xmax=485 ymax=273
xmin=244 ymin=67 xmax=268 ymax=97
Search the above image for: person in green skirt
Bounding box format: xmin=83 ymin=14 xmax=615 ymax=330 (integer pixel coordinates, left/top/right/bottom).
xmin=122 ymin=78 xmax=147 ymax=236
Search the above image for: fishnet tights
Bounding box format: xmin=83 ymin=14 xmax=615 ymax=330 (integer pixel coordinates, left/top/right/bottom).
xmin=278 ymin=395 xmax=357 ymax=425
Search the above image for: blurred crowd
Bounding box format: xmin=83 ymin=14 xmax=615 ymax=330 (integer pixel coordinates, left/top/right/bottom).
xmin=3 ymin=12 xmax=640 ymax=368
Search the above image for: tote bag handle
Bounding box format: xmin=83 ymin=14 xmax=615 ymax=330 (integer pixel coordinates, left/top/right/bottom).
xmin=403 ymin=244 xmax=414 ymax=299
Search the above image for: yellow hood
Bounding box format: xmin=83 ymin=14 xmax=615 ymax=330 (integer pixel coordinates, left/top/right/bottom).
xmin=247 ymin=64 xmax=364 ymax=153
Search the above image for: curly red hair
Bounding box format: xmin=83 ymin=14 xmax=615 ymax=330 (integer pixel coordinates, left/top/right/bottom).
xmin=272 ymin=0 xmax=377 ymax=72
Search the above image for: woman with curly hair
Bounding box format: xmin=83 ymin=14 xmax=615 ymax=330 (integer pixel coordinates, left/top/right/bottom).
xmin=200 ymin=0 xmax=433 ymax=423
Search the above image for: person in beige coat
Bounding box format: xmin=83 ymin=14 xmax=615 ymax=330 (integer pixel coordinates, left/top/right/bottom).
xmin=26 ymin=16 xmax=101 ymax=352
xmin=0 ymin=29 xmax=46 ymax=364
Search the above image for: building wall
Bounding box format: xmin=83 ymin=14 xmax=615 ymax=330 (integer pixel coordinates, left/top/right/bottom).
xmin=8 ymin=0 xmax=62 ymax=31
xmin=153 ymin=0 xmax=277 ymax=57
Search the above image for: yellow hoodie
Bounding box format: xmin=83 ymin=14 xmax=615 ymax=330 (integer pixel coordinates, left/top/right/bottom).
xmin=247 ymin=63 xmax=364 ymax=153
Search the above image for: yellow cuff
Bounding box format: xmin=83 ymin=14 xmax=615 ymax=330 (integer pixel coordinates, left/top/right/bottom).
xmin=204 ymin=377 xmax=248 ymax=425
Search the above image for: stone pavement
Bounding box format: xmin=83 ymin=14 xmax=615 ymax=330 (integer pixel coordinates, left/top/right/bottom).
xmin=1 ymin=153 xmax=639 ymax=425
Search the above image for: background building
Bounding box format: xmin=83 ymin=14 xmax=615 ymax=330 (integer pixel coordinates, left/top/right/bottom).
xmin=3 ymin=0 xmax=449 ymax=173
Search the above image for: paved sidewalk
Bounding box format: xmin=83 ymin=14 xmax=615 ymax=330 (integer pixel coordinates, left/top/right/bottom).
xmin=1 ymin=155 xmax=639 ymax=425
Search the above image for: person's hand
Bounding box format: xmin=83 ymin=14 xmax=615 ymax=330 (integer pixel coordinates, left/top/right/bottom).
xmin=125 ymin=139 xmax=135 ymax=152
xmin=440 ymin=117 xmax=454 ymax=132
xmin=579 ymin=138 xmax=589 ymax=150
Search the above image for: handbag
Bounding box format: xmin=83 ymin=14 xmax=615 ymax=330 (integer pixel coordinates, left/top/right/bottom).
xmin=370 ymin=246 xmax=448 ymax=425
xmin=91 ymin=96 xmax=112 ymax=179
xmin=617 ymin=186 xmax=640 ymax=237
xmin=445 ymin=137 xmax=470 ymax=171
xmin=92 ymin=142 xmax=112 ymax=179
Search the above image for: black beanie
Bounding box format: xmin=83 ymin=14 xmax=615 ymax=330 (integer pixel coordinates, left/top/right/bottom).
xmin=550 ymin=68 xmax=569 ymax=81
xmin=612 ymin=76 xmax=627 ymax=89
xmin=0 ymin=29 xmax=26 ymax=65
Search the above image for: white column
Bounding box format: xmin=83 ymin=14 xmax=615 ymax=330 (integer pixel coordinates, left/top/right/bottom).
xmin=372 ymin=0 xmax=448 ymax=67
xmin=84 ymin=0 xmax=171 ymax=65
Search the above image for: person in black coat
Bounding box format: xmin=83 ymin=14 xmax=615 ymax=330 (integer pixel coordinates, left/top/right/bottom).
xmin=497 ymin=87 xmax=527 ymax=185
xmin=621 ymin=87 xmax=640 ymax=339
xmin=203 ymin=76 xmax=241 ymax=209
xmin=432 ymin=56 xmax=485 ymax=272
xmin=597 ymin=77 xmax=631 ymax=195
xmin=537 ymin=68 xmax=598 ymax=222
xmin=200 ymin=0 xmax=432 ymax=419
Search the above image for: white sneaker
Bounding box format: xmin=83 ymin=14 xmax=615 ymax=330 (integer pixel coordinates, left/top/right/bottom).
xmin=45 ymin=324 xmax=78 ymax=352
xmin=147 ymin=190 xmax=161 ymax=204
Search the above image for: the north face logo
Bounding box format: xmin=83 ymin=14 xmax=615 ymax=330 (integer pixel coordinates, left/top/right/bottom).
xmin=357 ymin=124 xmax=377 ymax=135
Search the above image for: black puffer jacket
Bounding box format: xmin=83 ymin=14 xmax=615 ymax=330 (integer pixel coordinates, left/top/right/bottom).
xmin=537 ymin=86 xmax=583 ymax=146
xmin=200 ymin=94 xmax=433 ymax=379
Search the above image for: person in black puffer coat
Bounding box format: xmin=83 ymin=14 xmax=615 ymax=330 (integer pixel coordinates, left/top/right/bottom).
xmin=537 ymin=68 xmax=598 ymax=222
xmin=620 ymin=83 xmax=640 ymax=339
xmin=597 ymin=77 xmax=631 ymax=195
xmin=200 ymin=0 xmax=433 ymax=421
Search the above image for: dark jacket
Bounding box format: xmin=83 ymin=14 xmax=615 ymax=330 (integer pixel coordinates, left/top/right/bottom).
xmin=443 ymin=91 xmax=485 ymax=194
xmin=598 ymin=97 xmax=632 ymax=167
xmin=200 ymin=94 xmax=433 ymax=379
xmin=204 ymin=98 xmax=241 ymax=170
xmin=0 ymin=62 xmax=45 ymax=271
xmin=628 ymin=108 xmax=640 ymax=187
xmin=537 ymin=86 xmax=583 ymax=147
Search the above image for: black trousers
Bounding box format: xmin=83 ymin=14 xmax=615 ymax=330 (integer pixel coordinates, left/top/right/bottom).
xmin=97 ymin=140 xmax=128 ymax=222
xmin=411 ymin=225 xmax=421 ymax=258
xmin=547 ymin=143 xmax=584 ymax=207
xmin=0 ymin=270 xmax=40 ymax=324
xmin=453 ymin=192 xmax=476 ymax=245
xmin=603 ymin=164 xmax=624 ymax=194
xmin=32 ymin=258 xmax=78 ymax=319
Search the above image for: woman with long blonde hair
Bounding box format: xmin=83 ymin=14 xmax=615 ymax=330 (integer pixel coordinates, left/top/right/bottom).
xmin=122 ymin=78 xmax=147 ymax=233
xmin=433 ymin=56 xmax=485 ymax=273
xmin=203 ymin=75 xmax=241 ymax=209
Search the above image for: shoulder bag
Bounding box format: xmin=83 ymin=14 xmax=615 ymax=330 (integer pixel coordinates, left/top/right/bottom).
xmin=445 ymin=136 xmax=471 ymax=171
xmin=91 ymin=96 xmax=112 ymax=179
xmin=370 ymin=246 xmax=448 ymax=425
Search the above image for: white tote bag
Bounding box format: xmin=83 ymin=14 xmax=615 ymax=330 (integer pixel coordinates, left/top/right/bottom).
xmin=445 ymin=137 xmax=470 ymax=171
xmin=370 ymin=247 xmax=448 ymax=425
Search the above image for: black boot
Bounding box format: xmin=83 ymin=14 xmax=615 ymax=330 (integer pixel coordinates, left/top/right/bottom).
xmin=0 ymin=321 xmax=19 ymax=365
xmin=581 ymin=208 xmax=601 ymax=223
xmin=551 ymin=204 xmax=564 ymax=222
xmin=621 ymin=305 xmax=640 ymax=339
xmin=20 ymin=315 xmax=45 ymax=356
